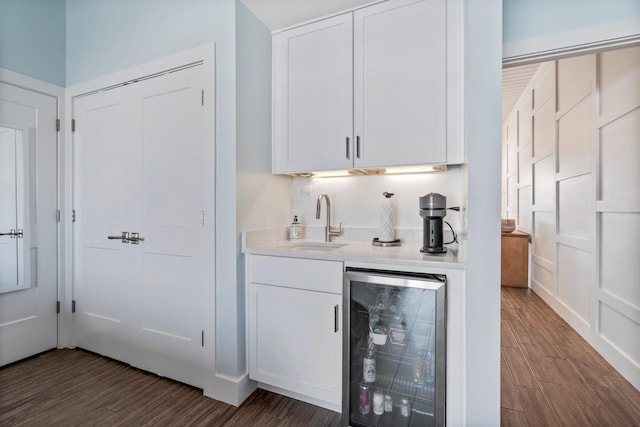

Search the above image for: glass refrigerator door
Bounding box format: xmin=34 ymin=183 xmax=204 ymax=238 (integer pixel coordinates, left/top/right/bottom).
xmin=343 ymin=270 xmax=446 ymax=427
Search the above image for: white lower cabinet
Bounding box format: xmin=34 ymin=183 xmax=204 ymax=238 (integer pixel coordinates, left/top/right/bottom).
xmin=247 ymin=255 xmax=343 ymax=410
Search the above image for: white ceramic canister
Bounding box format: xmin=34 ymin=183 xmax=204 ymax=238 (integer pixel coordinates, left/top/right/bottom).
xmin=379 ymin=192 xmax=395 ymax=242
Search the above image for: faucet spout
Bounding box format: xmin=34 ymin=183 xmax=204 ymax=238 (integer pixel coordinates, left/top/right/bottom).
xmin=316 ymin=193 xmax=329 ymax=220
xmin=316 ymin=193 xmax=342 ymax=242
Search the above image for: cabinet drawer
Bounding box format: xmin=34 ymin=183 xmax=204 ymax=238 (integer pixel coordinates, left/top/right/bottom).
xmin=248 ymin=255 xmax=343 ymax=294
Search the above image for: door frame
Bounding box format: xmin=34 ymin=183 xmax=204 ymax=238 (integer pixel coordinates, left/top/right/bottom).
xmin=0 ymin=67 xmax=66 ymax=349
xmin=64 ymin=42 xmax=216 ymax=376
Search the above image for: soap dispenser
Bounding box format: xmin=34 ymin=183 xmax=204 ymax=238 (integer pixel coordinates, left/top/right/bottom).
xmin=290 ymin=215 xmax=303 ymax=240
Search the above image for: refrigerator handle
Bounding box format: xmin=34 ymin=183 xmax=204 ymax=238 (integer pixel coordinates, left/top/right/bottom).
xmin=334 ymin=304 xmax=340 ymax=333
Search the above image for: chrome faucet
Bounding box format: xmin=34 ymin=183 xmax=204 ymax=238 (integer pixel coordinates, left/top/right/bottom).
xmin=316 ymin=193 xmax=342 ymax=242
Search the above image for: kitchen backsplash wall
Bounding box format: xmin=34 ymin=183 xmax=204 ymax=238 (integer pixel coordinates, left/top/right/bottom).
xmin=291 ymin=166 xmax=466 ymax=241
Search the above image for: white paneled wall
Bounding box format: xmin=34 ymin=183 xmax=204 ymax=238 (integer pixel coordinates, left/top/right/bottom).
xmin=503 ymin=112 xmax=518 ymax=220
xmin=532 ymin=63 xmax=556 ymax=301
xmin=595 ymin=46 xmax=640 ymax=385
xmin=501 ymin=46 xmax=640 ymax=390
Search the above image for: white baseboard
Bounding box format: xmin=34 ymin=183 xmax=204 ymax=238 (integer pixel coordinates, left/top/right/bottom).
xmin=258 ymin=383 xmax=341 ymax=413
xmin=203 ymin=372 xmax=258 ymax=407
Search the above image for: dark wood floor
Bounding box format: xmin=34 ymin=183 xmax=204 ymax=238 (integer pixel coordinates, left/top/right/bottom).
xmin=0 ymin=349 xmax=340 ymax=426
xmin=1 ymin=287 xmax=639 ymax=426
xmin=501 ymin=286 xmax=640 ymax=426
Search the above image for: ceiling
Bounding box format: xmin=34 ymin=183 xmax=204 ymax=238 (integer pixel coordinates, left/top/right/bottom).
xmin=240 ymin=0 xmax=377 ymax=31
xmin=240 ymin=0 xmax=541 ymax=123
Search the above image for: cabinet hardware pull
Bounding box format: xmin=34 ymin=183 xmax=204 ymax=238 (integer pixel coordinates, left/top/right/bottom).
xmin=334 ymin=304 xmax=339 ymax=332
xmin=346 ymin=137 xmax=350 ymax=159
xmin=356 ymin=136 xmax=361 ymax=159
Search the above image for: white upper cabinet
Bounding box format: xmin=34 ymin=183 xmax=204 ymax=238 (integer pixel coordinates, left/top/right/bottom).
xmin=353 ymin=0 xmax=446 ymax=168
xmin=272 ymin=0 xmax=463 ymax=174
xmin=272 ymin=14 xmax=354 ymax=173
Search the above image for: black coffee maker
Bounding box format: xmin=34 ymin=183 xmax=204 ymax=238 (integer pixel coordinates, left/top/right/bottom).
xmin=419 ymin=193 xmax=447 ymax=254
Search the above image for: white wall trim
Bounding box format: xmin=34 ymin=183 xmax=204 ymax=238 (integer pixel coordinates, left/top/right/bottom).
xmin=204 ymin=372 xmax=257 ymax=407
xmin=66 ymin=43 xmax=216 ymax=97
xmin=596 ymin=199 xmax=640 ymax=213
xmin=0 ymin=68 xmax=65 ymax=98
xmin=503 ymin=17 xmax=640 ymax=67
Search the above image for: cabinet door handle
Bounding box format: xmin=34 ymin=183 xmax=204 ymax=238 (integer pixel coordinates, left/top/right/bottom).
xmin=334 ymin=304 xmax=340 ymax=333
xmin=356 ymin=136 xmax=361 ymax=159
xmin=346 ymin=137 xmax=350 ymax=159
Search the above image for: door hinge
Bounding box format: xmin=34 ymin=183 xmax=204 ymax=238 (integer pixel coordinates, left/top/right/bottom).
xmin=56 ymin=209 xmax=61 ymax=223
xmin=56 ymin=118 xmax=61 ymax=132
xmin=72 ymin=300 xmax=76 ymax=313
xmin=201 ymin=90 xmax=204 ymax=106
xmin=72 ymin=210 xmax=76 ymax=222
xmin=56 ymin=301 xmax=60 ymax=314
xmin=72 ymin=119 xmax=76 ymax=132
xmin=201 ymin=330 xmax=204 ymax=347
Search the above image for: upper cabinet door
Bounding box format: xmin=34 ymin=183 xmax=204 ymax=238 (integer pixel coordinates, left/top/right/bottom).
xmin=353 ymin=0 xmax=447 ymax=168
xmin=272 ymin=14 xmax=354 ymax=173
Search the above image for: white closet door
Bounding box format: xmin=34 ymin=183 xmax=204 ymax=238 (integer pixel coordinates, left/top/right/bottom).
xmin=73 ymin=62 xmax=214 ymax=388
xmin=73 ymin=88 xmax=139 ymax=365
xmin=131 ymin=66 xmax=214 ymax=386
xmin=0 ymin=83 xmax=58 ymax=366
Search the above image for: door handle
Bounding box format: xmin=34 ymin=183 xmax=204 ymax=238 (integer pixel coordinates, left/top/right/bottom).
xmin=0 ymin=229 xmax=23 ymax=238
xmin=107 ymin=231 xmax=129 ymax=243
xmin=129 ymin=232 xmax=145 ymax=244
xmin=334 ymin=304 xmax=340 ymax=333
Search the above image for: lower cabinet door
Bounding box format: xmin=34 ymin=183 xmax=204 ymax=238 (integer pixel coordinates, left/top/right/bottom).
xmin=248 ymin=283 xmax=342 ymax=406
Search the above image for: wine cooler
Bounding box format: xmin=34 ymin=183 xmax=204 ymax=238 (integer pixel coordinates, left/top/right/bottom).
xmin=343 ymin=268 xmax=446 ymax=427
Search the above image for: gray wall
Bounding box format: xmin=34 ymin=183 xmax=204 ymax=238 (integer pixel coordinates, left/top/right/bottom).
xmin=0 ymin=0 xmax=66 ymax=86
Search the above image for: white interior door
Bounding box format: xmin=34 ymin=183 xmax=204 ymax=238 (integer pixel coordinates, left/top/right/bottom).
xmin=73 ymin=63 xmax=215 ymax=387
xmin=73 ymin=88 xmax=139 ymax=364
xmin=0 ymin=82 xmax=58 ymax=366
xmin=132 ymin=66 xmax=214 ymax=383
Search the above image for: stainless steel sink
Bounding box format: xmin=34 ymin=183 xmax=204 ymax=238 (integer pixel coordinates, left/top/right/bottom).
xmin=287 ymin=242 xmax=347 ymax=251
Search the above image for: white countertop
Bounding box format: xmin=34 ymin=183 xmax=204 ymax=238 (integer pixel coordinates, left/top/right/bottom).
xmin=242 ymin=228 xmax=465 ymax=270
